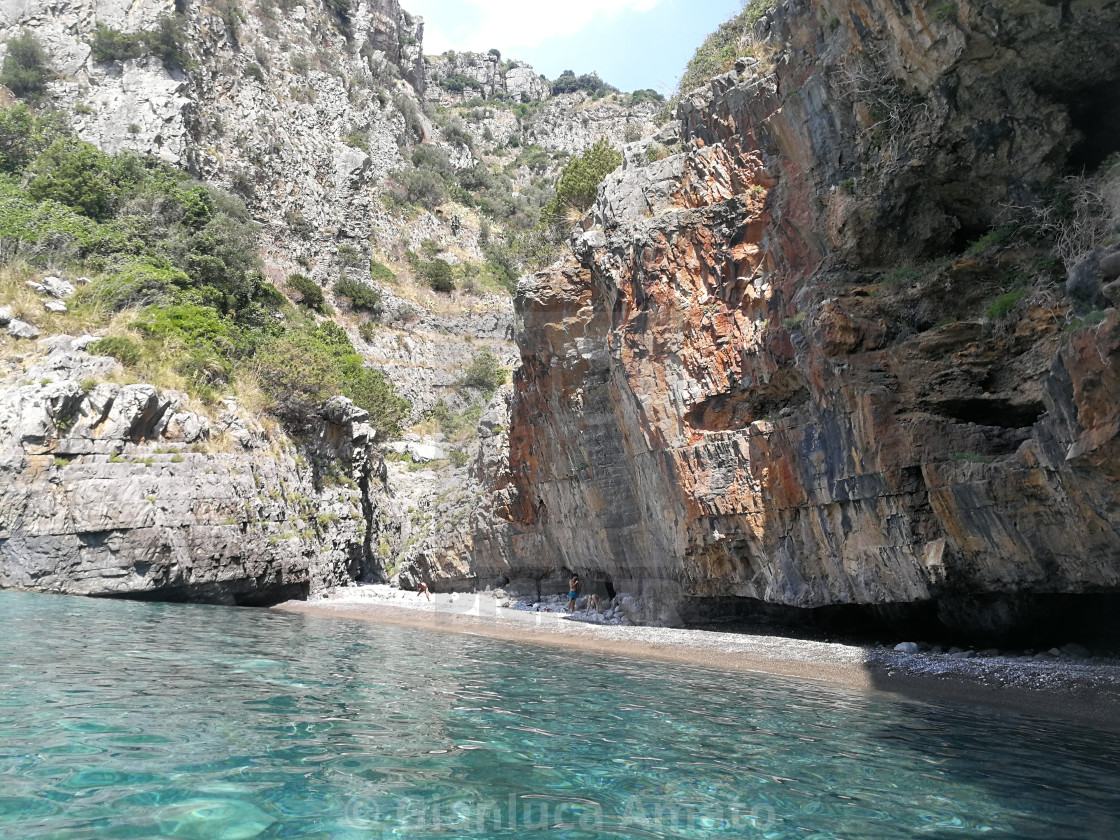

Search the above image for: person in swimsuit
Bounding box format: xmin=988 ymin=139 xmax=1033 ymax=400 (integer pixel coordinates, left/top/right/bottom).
xmin=567 ymin=575 xmax=580 ymax=613
xmin=417 ymin=581 xmax=430 ymax=601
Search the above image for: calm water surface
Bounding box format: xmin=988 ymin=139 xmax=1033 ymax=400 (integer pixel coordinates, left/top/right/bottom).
xmin=1 ymin=591 xmax=1119 ymax=839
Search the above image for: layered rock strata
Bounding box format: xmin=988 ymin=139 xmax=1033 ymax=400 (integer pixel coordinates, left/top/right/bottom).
xmin=441 ymin=0 xmax=1120 ymax=639
xmin=0 ymin=339 xmax=389 ymax=604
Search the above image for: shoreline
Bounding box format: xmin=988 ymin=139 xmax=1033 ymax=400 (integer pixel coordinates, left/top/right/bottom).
xmin=275 ymin=587 xmax=1120 ymax=730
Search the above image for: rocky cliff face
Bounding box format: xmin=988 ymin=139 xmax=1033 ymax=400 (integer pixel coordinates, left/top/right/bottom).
xmin=0 ymin=0 xmax=426 ymax=280
xmin=0 ymin=336 xmax=390 ymax=604
xmin=424 ymin=51 xmax=551 ymax=106
xmin=439 ymin=0 xmax=1120 ymax=640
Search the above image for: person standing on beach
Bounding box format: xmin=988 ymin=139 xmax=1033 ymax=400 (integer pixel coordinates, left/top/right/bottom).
xmin=417 ymin=581 xmax=430 ymax=601
xmin=567 ymin=574 xmax=580 ymax=613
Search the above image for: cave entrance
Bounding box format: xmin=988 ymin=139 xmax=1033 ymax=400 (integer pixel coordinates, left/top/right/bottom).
xmin=1064 ymin=76 xmax=1120 ymax=172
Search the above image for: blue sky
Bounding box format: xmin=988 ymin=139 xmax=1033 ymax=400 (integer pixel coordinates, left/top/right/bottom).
xmin=405 ymin=0 xmax=743 ymax=95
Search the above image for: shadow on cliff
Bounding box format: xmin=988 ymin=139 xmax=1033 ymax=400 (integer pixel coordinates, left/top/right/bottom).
xmin=676 ymin=592 xmax=1120 ymax=652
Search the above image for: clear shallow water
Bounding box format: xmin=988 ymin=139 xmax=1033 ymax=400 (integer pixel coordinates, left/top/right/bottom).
xmin=1 ymin=592 xmax=1119 ymax=839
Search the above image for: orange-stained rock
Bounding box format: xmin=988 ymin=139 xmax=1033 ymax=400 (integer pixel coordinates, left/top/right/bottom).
xmin=427 ymin=0 xmax=1120 ymax=638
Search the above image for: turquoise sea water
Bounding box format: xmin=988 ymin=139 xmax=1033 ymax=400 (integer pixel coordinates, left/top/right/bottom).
xmin=1 ymin=591 xmax=1119 ymax=839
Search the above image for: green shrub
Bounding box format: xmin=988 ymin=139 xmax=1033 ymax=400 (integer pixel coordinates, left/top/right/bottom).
xmin=370 ymin=260 xmax=396 ymax=282
xmin=254 ymin=327 xmax=408 ymax=436
xmin=284 ymin=208 xmax=313 ymax=238
xmin=88 ymin=335 xmax=143 ymax=365
xmin=336 ymin=244 xmax=363 ymax=266
xmin=150 ymin=15 xmax=193 ymax=71
xmin=287 ymin=273 xmax=324 ymax=311
xmin=426 ymin=399 xmax=483 ymax=439
xmin=629 ymin=88 xmax=664 ymax=107
xmin=0 ymin=105 xmax=66 ymax=174
xmin=358 ymin=320 xmax=376 ymax=343
xmin=551 ymin=70 xmax=617 ymax=96
xmin=88 ymin=16 xmax=192 ymax=72
xmin=393 ymin=93 xmax=424 ymax=143
xmin=135 ymin=302 xmax=234 ymax=349
xmin=78 ymin=262 xmax=187 ymax=312
xmin=27 ymin=138 xmax=116 ymax=220
xmin=934 ymin=3 xmax=957 ymax=23
xmin=986 ymin=289 xmax=1026 ymax=319
xmin=254 ymin=333 xmax=342 ymax=426
xmin=342 ymin=127 xmax=368 ymax=149
xmin=459 ymin=348 xmax=505 ymax=394
xmin=542 ymin=137 xmax=622 ymax=220
xmin=333 ymin=276 xmax=381 ymax=311
xmin=244 ymin=62 xmax=265 ymax=82
xmin=392 ymin=167 xmax=447 ymax=209
xmin=420 ymin=258 xmax=455 ymax=292
xmin=411 ymin=143 xmax=454 ymax=177
xmin=444 ymin=72 xmax=481 ymax=93
xmin=1 ymin=30 xmax=51 ymax=102
xmin=90 ymin=25 xmax=148 ymax=62
xmin=438 ymin=115 xmax=473 ymax=149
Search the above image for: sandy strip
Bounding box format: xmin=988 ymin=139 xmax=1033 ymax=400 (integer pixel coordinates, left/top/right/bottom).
xmin=275 ymin=587 xmax=1120 ymax=729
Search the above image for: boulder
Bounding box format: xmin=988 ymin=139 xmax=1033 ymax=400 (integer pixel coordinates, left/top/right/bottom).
xmin=41 ymin=276 xmax=76 ymax=298
xmin=7 ymin=320 xmax=39 ymax=340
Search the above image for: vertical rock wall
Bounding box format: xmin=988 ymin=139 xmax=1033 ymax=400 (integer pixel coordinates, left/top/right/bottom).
xmin=447 ymin=0 xmax=1120 ymax=637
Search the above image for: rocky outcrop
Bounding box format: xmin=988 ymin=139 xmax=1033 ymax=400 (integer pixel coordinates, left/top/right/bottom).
xmin=425 ymin=51 xmax=550 ymax=106
xmin=0 ymin=339 xmax=389 ymax=604
xmin=429 ymin=0 xmax=1120 ymax=640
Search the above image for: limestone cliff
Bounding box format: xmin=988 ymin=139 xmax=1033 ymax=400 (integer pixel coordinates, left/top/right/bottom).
xmin=0 ymin=336 xmax=389 ymax=604
xmin=438 ymin=0 xmax=1120 ymax=640
xmin=0 ymin=0 xmax=638 ymax=606
xmin=0 ymin=0 xmax=424 ymax=279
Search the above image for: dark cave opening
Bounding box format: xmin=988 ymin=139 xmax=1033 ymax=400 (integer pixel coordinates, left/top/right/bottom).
xmin=1064 ymin=76 xmax=1120 ymax=172
xmin=681 ymin=592 xmax=1120 ymax=651
xmin=96 ymin=580 xmax=310 ymax=608
xmin=934 ymin=397 xmax=1044 ymax=429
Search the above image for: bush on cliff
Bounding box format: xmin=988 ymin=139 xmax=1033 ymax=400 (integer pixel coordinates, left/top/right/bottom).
xmin=287 ymin=273 xmax=325 ymax=311
xmin=254 ymin=325 xmax=408 ymax=437
xmin=88 ymin=16 xmax=193 ymax=72
xmin=541 ymin=137 xmax=622 ymax=222
xmin=0 ymin=105 xmax=66 ymax=174
xmin=28 ymin=138 xmax=120 ymax=221
xmin=333 ymin=276 xmax=381 ymax=312
xmin=1 ymin=30 xmax=51 ymax=102
xmin=676 ymin=0 xmax=775 ymax=96
xmin=419 ymin=258 xmax=455 ymax=292
xmin=0 ymin=103 xmax=411 ymax=437
xmin=459 ymin=348 xmax=506 ymax=395
xmin=88 ymin=335 xmax=143 ymax=366
xmin=551 ymin=70 xmax=617 ymax=97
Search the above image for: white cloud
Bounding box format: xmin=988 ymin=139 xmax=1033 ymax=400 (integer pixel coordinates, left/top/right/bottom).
xmin=412 ymin=0 xmax=663 ymax=55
